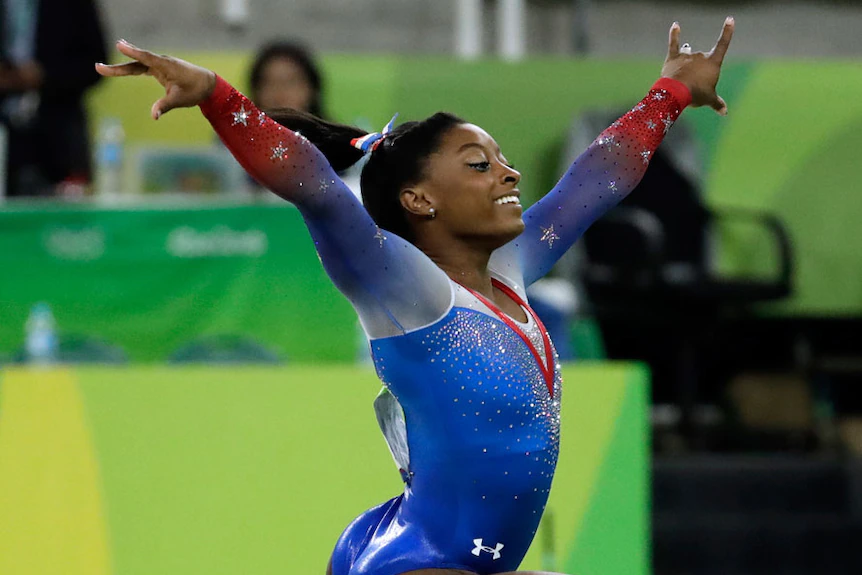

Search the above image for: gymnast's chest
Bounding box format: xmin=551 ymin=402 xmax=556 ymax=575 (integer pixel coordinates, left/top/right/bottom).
xmin=372 ymin=308 xmax=562 ymax=408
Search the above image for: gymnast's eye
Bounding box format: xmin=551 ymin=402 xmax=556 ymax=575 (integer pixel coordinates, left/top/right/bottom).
xmin=468 ymin=161 xmax=491 ymax=172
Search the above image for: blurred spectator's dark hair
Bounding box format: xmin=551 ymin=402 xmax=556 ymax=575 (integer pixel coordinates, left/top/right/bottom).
xmin=249 ymin=41 xmax=326 ymax=118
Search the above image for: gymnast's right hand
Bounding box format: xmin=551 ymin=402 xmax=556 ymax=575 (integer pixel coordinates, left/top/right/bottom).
xmin=95 ymin=40 xmax=216 ymax=120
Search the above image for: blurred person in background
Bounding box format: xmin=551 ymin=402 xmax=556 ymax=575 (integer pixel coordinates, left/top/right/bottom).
xmin=248 ymin=40 xmax=327 ymax=119
xmin=237 ymin=40 xmax=333 ymax=196
xmin=0 ymin=0 xmax=107 ymax=197
xmin=98 ymin=16 xmax=733 ymax=575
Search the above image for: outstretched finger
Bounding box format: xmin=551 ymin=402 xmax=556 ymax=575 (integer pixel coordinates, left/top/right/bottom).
xmin=95 ymin=61 xmax=149 ymax=77
xmin=115 ymin=39 xmax=161 ymax=67
xmin=709 ymin=17 xmax=735 ymax=64
xmin=668 ymin=22 xmax=681 ymax=58
xmin=711 ymin=94 xmax=728 ymax=116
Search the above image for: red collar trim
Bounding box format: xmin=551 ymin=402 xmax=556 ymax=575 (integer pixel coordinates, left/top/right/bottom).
xmin=456 ymin=278 xmax=555 ymax=398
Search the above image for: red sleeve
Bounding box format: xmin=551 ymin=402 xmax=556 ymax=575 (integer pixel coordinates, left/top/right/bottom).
xmin=198 ymin=75 xmax=340 ymax=214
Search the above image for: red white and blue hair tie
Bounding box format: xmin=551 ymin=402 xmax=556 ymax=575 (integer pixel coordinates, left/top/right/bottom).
xmin=350 ymin=114 xmax=399 ymax=154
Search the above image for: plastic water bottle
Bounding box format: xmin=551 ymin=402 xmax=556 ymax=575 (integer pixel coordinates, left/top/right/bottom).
xmin=96 ymin=117 xmax=125 ymax=197
xmin=25 ymin=302 xmax=58 ymax=365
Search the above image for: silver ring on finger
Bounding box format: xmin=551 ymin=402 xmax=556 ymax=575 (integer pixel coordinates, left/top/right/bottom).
xmin=680 ymin=43 xmax=692 ymax=55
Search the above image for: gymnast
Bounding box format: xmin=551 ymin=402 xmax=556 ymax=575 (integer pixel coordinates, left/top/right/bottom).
xmin=97 ymin=17 xmax=733 ymax=575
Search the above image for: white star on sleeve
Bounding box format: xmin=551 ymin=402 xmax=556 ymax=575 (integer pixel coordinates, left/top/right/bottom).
xmin=270 ymin=143 xmax=289 ymax=161
xmin=540 ymin=225 xmax=560 ymax=248
xmin=231 ymin=105 xmax=251 ymax=127
xmin=374 ymin=227 xmax=387 ymax=247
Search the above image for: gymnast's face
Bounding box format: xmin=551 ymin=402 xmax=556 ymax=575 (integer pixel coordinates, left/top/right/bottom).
xmin=403 ymin=124 xmax=524 ymax=248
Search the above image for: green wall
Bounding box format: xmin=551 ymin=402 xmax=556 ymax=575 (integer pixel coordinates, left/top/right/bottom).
xmin=704 ymin=61 xmax=862 ymax=316
xmin=0 ymin=204 xmax=356 ymax=362
xmin=0 ymin=363 xmax=649 ymax=575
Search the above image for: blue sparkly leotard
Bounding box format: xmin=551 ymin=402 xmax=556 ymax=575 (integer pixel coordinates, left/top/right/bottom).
xmin=200 ymin=76 xmax=691 ymax=575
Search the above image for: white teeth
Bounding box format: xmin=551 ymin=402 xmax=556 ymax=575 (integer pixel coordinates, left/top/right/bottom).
xmin=494 ymin=195 xmax=521 ymax=205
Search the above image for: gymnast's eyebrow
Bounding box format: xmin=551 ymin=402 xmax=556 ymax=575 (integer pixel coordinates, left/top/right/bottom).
xmin=458 ymin=142 xmax=505 ymax=157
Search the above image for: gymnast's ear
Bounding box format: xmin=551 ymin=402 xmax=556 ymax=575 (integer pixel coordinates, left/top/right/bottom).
xmin=400 ymin=187 xmax=434 ymax=218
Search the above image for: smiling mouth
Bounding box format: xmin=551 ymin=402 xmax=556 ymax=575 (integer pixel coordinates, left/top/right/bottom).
xmin=494 ymin=194 xmax=521 ymax=206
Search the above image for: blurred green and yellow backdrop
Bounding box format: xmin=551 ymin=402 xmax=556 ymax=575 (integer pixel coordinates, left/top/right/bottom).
xmin=0 ymin=363 xmax=648 ymax=575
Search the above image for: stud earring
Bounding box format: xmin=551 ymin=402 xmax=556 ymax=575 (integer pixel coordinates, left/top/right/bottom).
xmin=428 ymin=208 xmax=436 ymax=219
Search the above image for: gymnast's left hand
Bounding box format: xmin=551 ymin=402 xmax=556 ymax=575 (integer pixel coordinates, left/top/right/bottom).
xmin=95 ymin=40 xmax=216 ymax=120
xmin=661 ymin=17 xmax=735 ymax=116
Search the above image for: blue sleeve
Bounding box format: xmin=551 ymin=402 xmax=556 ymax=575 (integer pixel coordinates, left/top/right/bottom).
xmin=200 ymin=77 xmax=452 ymax=338
xmin=514 ymin=78 xmax=692 ymax=287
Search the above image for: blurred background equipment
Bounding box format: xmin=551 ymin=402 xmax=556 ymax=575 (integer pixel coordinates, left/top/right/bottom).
xmin=219 ymin=0 xmax=250 ymax=30
xmin=2 ymin=1 xmax=862 ymax=574
xmin=168 ymin=334 xmax=283 ymax=364
xmin=565 ymin=108 xmax=794 ymax=430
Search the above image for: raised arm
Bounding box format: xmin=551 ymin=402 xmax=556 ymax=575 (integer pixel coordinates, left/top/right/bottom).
xmin=515 ymin=18 xmax=734 ymax=287
xmin=96 ymin=42 xmax=452 ymax=338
